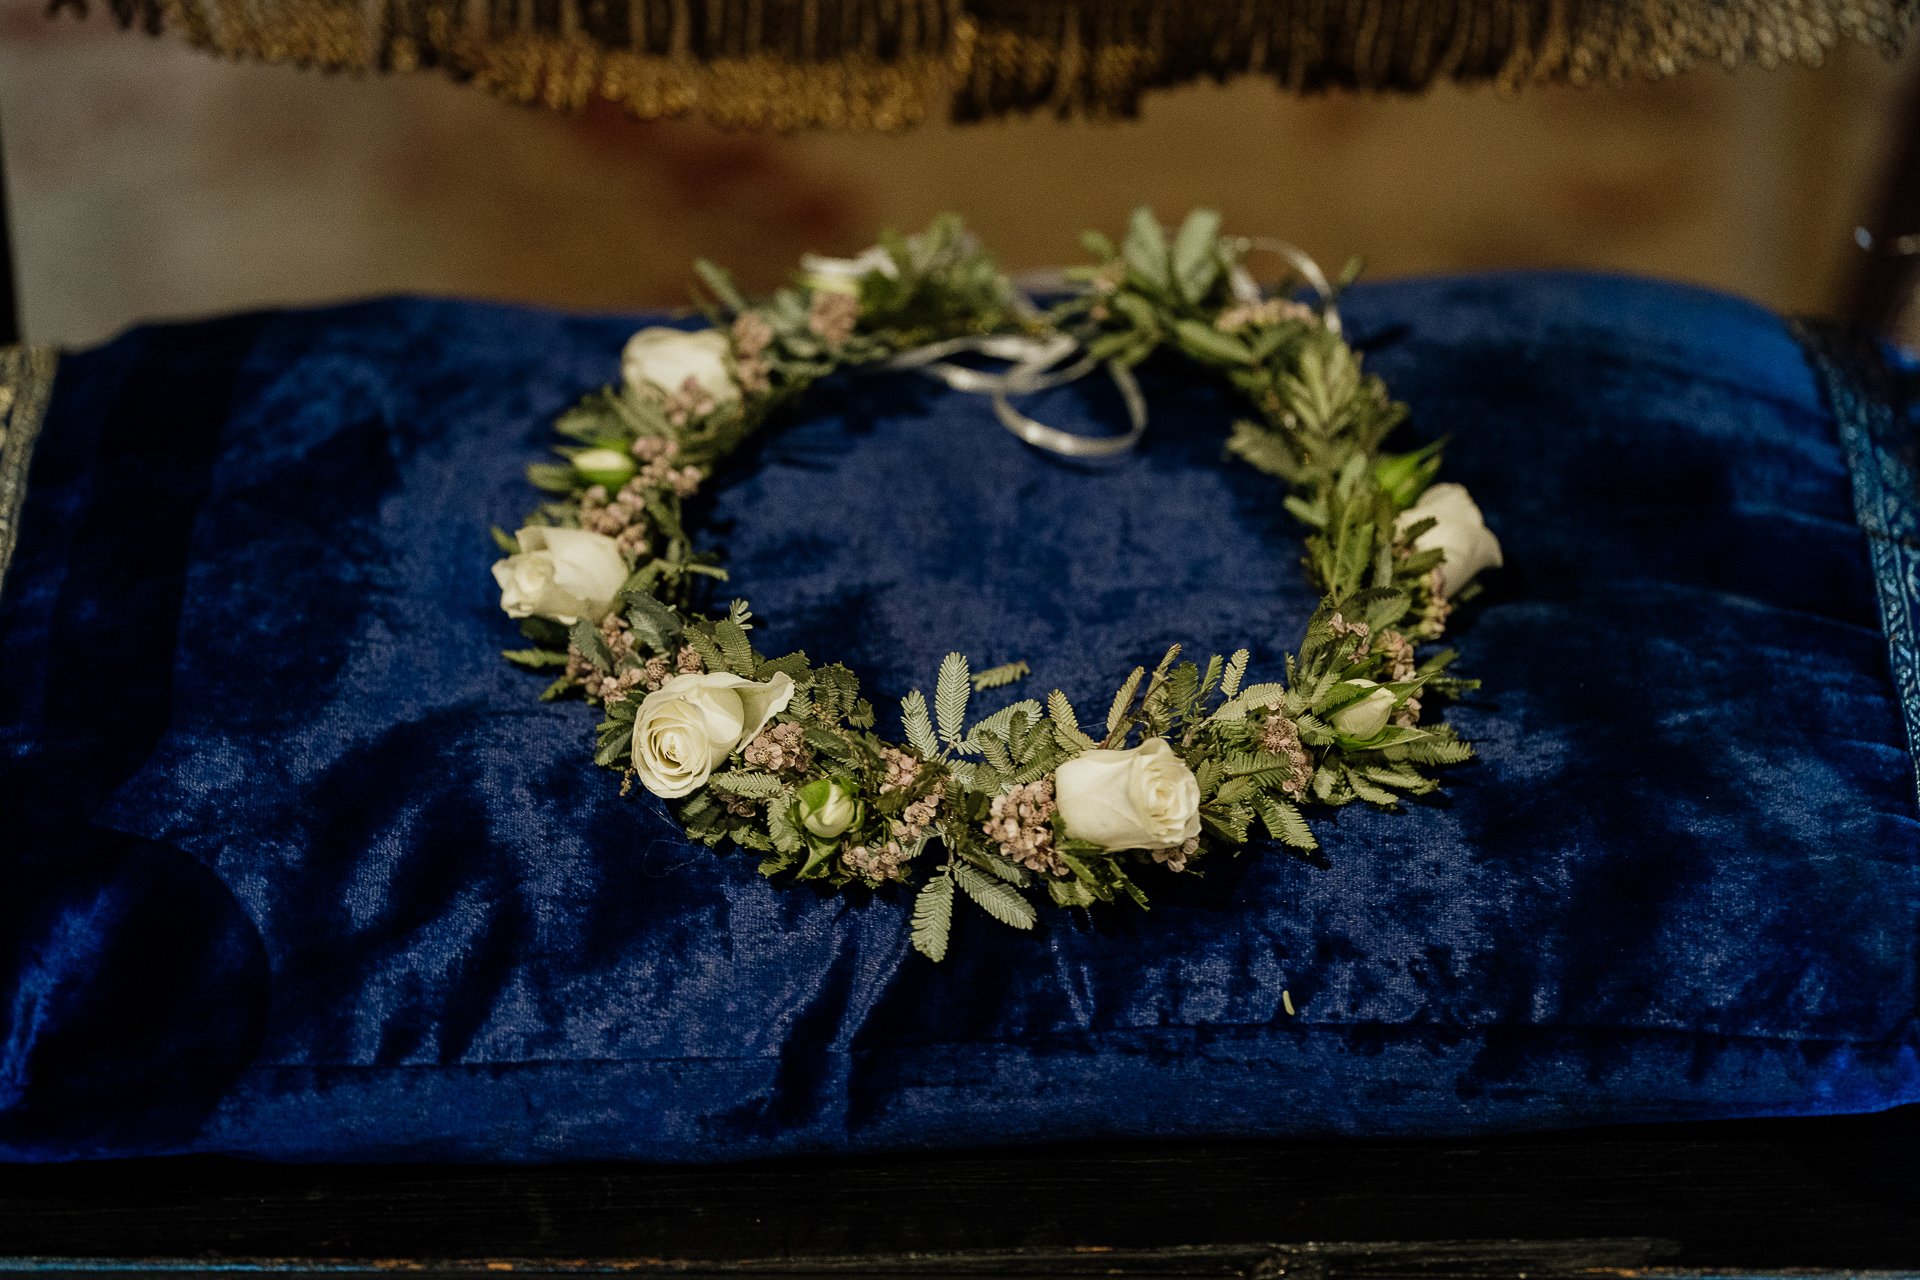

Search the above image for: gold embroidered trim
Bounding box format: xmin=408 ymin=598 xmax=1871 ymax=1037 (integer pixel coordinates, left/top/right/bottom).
xmin=0 ymin=346 xmax=57 ymax=605
xmin=45 ymin=0 xmax=1920 ymax=126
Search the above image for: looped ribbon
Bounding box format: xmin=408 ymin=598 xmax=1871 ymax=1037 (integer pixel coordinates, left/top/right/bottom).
xmin=873 ymin=237 xmax=1341 ymax=460
xmin=877 ymin=333 xmax=1147 ymax=460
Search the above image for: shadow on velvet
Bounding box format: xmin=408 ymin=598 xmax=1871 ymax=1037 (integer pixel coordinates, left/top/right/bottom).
xmin=0 ymin=831 xmax=271 ymax=1157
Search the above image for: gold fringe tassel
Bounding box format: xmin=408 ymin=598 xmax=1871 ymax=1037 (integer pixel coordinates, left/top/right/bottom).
xmin=46 ymin=0 xmax=1919 ymax=128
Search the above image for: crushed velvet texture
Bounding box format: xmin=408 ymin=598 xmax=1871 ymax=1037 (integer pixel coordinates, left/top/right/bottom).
xmin=1 ymin=275 xmax=1916 ymax=1163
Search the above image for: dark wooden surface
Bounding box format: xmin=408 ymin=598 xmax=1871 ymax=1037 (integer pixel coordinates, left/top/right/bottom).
xmin=2 ymin=1104 xmax=1918 ymax=1272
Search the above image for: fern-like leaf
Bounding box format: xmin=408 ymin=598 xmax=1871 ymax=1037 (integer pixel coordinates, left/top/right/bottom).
xmin=682 ymin=628 xmax=727 ymax=675
xmin=1361 ymin=764 xmax=1435 ymax=794
xmin=935 ymin=653 xmax=971 ymax=749
xmin=1344 ymin=767 xmax=1400 ymax=806
xmin=1221 ymin=649 xmax=1250 ymax=699
xmin=708 ymin=771 xmax=785 ymax=798
xmin=569 ymin=619 xmax=613 ymax=674
xmin=715 ymin=618 xmax=756 ymax=675
xmin=901 ymin=689 xmax=940 ymax=760
xmin=972 ymin=850 xmax=1032 ymax=888
xmin=1256 ymin=794 xmax=1318 ymax=850
xmin=911 ymin=874 xmax=955 ymax=961
xmin=1047 ymin=690 xmax=1097 ymax=750
xmin=1211 ymin=681 xmax=1287 ymax=722
xmin=955 ymin=864 xmax=1038 ymax=930
xmin=1106 ymin=666 xmax=1146 ymax=739
xmin=1395 ymin=738 xmax=1475 ymax=766
xmin=971 ymin=660 xmax=1031 ymax=691
xmin=979 ymin=733 xmax=1013 ymax=774
xmin=963 ymin=699 xmax=1045 ymax=750
xmin=766 ymin=794 xmax=805 ymax=854
xmin=502 ymin=648 xmax=569 ymax=668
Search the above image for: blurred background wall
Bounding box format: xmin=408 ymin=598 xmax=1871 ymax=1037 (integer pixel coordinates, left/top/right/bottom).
xmin=2 ymin=0 xmax=1915 ymax=350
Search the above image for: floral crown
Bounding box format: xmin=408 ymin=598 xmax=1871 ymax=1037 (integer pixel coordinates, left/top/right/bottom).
xmin=488 ymin=209 xmax=1503 ymax=961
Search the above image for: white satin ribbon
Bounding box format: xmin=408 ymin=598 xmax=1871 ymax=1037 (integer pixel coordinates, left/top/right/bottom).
xmin=877 ymin=334 xmax=1147 ymax=459
xmin=877 ymin=238 xmax=1335 ymax=459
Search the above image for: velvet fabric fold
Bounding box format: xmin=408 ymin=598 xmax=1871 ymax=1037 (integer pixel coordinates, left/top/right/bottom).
xmin=1 ymin=274 xmax=1915 ymax=1163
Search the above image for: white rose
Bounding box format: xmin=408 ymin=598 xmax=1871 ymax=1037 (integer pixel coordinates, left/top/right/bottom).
xmin=1394 ymin=482 xmax=1503 ymax=597
xmin=631 ymin=671 xmax=795 ymax=799
xmin=800 ymin=245 xmax=897 ymax=295
xmin=1331 ymin=679 xmax=1396 ymax=739
xmin=621 ymin=327 xmax=739 ymax=403
xmin=1054 ymin=736 xmax=1202 ymax=853
xmin=491 ymin=526 xmax=629 ymax=625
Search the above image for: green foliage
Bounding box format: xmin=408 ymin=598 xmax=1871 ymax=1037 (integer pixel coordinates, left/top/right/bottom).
xmin=715 ymin=618 xmax=756 ymax=676
xmin=681 ymin=627 xmax=727 ymax=675
xmin=527 ymin=463 xmax=579 ymax=494
xmin=1220 ymin=649 xmax=1250 ymax=699
xmin=935 ymin=653 xmax=971 ymax=750
xmin=503 ymin=648 xmax=569 ymax=668
xmin=911 ymin=873 xmax=955 ymax=961
xmin=1169 ymin=208 xmax=1223 ymax=305
xmin=569 ymin=619 xmax=612 ymax=674
xmin=1106 ymin=666 xmax=1145 ymax=741
xmin=1047 ymin=690 xmax=1096 ymax=751
xmin=1256 ymin=794 xmax=1318 ymax=850
xmin=1123 ymin=207 xmax=1172 ymax=294
xmin=900 ymin=689 xmax=940 ymax=761
xmin=593 ymin=703 xmax=635 ymax=767
xmin=756 ymin=651 xmax=812 ymax=683
xmin=955 ymin=864 xmax=1037 ymax=930
xmin=765 ymin=794 xmax=805 ymax=855
xmin=693 ymin=259 xmax=749 ymax=313
xmin=623 ymin=591 xmax=683 ymax=655
xmin=709 ymin=771 xmax=785 ymax=798
xmin=971 ymin=660 xmax=1030 ymax=691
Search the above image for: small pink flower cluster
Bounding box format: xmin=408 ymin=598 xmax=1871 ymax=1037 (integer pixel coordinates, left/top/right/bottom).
xmin=842 ymin=842 xmax=908 ymax=882
xmin=579 ymin=485 xmax=652 ymax=557
xmin=657 ymin=376 xmax=719 ymax=427
xmin=878 ymin=747 xmax=920 ymax=793
xmin=572 ymin=635 xmax=705 ymax=707
xmin=1373 ymin=629 xmax=1421 ymax=727
xmin=1328 ymin=611 xmax=1371 ymax=662
xmin=1258 ymin=714 xmax=1313 ymax=800
xmin=743 ymin=722 xmax=811 ymax=773
xmin=568 ymin=615 xmax=640 ymax=703
xmin=1418 ymin=567 xmax=1451 ymax=638
xmin=578 ymin=439 xmax=700 ymax=557
xmin=1215 ymin=298 xmax=1318 ymax=334
xmin=638 ymin=645 xmax=706 ymax=694
xmin=984 ymin=778 xmax=1065 ymax=876
xmin=1152 ymin=838 xmax=1200 ymax=873
xmin=628 ymin=436 xmax=702 ymax=497
xmin=731 ymin=313 xmax=773 ymax=396
xmin=891 ymin=780 xmax=946 ymax=844
xmin=1374 ymin=628 xmax=1416 ymax=682
xmin=807 ymin=291 xmax=859 ymax=347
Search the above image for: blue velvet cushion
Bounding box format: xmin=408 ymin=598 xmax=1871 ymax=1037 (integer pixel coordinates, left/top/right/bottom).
xmin=2 ymin=274 xmax=1917 ymax=1163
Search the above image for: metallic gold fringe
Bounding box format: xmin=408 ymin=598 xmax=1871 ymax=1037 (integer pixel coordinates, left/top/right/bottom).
xmin=47 ymin=0 xmax=1919 ymax=127
xmin=956 ymin=0 xmax=1920 ymax=118
xmin=0 ymin=346 xmax=57 ymax=605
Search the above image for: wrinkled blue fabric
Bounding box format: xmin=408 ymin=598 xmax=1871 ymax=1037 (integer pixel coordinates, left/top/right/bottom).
xmin=1 ymin=274 xmax=1916 ymax=1163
